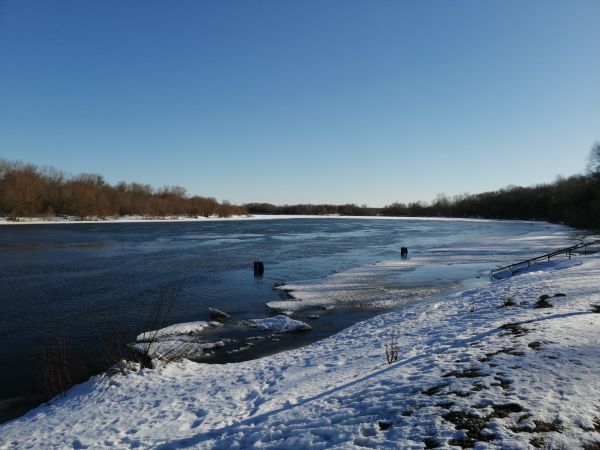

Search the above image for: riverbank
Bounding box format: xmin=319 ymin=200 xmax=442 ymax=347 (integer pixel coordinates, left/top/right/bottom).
xmin=2 ymin=252 xmax=599 ymax=448
xmin=0 ymin=213 xmax=533 ymax=226
xmin=1 ymin=218 xmax=579 ymax=427
xmin=0 ymin=214 xmax=257 ymax=225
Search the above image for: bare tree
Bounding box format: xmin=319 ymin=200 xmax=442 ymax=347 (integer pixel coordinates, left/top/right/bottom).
xmin=587 ymin=142 xmax=600 ymax=176
xmin=0 ymin=159 xmax=243 ymax=219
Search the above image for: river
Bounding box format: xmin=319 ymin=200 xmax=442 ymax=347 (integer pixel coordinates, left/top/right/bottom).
xmin=0 ymin=216 xmax=579 ymax=422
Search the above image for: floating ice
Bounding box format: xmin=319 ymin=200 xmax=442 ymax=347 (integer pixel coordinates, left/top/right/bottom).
xmin=245 ymin=315 xmax=312 ymax=332
xmin=136 ymin=321 xmax=211 ymax=342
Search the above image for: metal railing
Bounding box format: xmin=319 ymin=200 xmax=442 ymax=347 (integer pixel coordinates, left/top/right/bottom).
xmin=490 ymin=239 xmax=600 ymax=278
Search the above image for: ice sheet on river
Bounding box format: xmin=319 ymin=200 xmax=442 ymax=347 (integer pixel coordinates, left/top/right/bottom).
xmin=136 ymin=321 xmax=211 ymax=341
xmin=245 ymin=315 xmax=311 ymax=332
xmin=267 ymin=260 xmax=443 ymax=311
xmin=266 ymin=227 xmax=582 ymax=312
xmin=135 ymin=321 xmax=220 ymax=360
xmin=132 ymin=338 xmax=225 ymax=360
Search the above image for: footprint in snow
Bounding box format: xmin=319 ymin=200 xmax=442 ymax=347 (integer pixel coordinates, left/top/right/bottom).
xmin=71 ymin=440 xmax=89 ymax=449
xmin=244 ymin=389 xmax=260 ymax=401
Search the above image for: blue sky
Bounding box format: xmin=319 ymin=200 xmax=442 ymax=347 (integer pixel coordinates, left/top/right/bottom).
xmin=1 ymin=0 xmax=599 ymax=206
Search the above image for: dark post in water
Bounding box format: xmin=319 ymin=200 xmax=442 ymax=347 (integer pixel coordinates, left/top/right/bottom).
xmin=253 ymin=261 xmax=265 ymax=276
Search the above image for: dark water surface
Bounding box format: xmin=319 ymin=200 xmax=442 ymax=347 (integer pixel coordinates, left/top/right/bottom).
xmin=0 ymin=217 xmax=578 ymax=422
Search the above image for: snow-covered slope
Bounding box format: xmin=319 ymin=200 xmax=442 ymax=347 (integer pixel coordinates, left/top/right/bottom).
xmin=2 ymin=255 xmax=600 ymax=449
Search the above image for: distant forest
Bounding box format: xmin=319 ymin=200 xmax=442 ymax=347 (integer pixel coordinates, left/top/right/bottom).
xmin=247 ymin=144 xmax=600 ymax=230
xmin=0 ymin=160 xmax=245 ymax=219
xmin=247 ymin=173 xmax=599 ymax=230
xmin=1 ymin=144 xmax=599 ymax=230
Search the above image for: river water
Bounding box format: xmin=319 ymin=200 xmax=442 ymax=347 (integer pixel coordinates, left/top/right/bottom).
xmin=0 ymin=216 xmax=579 ymax=422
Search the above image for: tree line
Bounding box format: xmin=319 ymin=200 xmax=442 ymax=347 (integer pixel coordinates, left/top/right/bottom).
xmin=380 ymin=143 xmax=600 ymax=230
xmin=247 ymin=144 xmax=600 ymax=230
xmin=379 ymin=174 xmax=599 ymax=229
xmin=244 ymin=203 xmax=378 ymax=216
xmin=246 ymin=173 xmax=599 ymax=230
xmin=2 ymin=143 xmax=599 ymax=229
xmin=0 ymin=160 xmax=245 ymax=219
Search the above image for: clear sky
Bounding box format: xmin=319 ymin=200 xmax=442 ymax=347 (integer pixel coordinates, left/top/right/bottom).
xmin=1 ymin=0 xmax=599 ymax=206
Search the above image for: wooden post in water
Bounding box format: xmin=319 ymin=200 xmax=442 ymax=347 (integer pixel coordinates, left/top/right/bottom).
xmin=253 ymin=261 xmax=264 ymax=276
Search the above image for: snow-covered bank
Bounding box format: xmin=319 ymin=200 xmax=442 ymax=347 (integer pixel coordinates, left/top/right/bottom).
xmin=0 ymin=213 xmax=546 ymax=226
xmin=0 ymin=214 xmax=257 ymax=226
xmin=2 ymin=255 xmax=600 ymax=448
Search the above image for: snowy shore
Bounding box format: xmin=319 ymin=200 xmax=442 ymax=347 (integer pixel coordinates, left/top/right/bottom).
xmin=0 ymin=214 xmax=528 ymax=226
xmin=2 ymin=254 xmax=600 ymax=448
xmin=0 ymin=214 xmax=258 ymax=225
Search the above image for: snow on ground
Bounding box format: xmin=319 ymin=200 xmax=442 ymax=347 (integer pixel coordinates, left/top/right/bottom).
xmin=2 ymin=255 xmax=600 ymax=449
xmin=0 ymin=214 xmax=539 ymax=226
xmin=245 ymin=315 xmax=312 ymax=332
xmin=0 ymin=214 xmax=255 ymax=226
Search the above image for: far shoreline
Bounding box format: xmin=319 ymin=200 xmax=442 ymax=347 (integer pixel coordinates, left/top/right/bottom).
xmin=0 ymin=213 xmax=550 ymax=226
